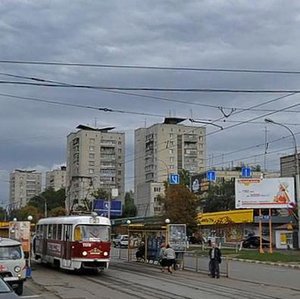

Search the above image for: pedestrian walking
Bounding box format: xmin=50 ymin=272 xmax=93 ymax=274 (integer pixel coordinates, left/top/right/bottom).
xmin=209 ymin=242 xmax=222 ymax=278
xmin=159 ymin=243 xmax=168 ymax=272
xmin=164 ymin=244 xmax=176 ymax=274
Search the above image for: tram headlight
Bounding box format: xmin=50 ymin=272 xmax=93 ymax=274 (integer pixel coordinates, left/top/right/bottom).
xmin=14 ymin=266 xmax=21 ymax=273
xmin=103 ymin=251 xmax=108 ymax=256
xmin=82 ymin=251 xmax=88 ymax=256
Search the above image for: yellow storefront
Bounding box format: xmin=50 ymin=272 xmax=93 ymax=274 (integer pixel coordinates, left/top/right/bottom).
xmin=197 ymin=210 xmax=254 ymax=242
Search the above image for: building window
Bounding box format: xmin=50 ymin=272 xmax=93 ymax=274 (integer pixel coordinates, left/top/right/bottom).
xmin=89 ymin=153 xmax=95 ymax=159
xmin=169 ymin=149 xmax=174 ymax=154
xmin=89 ymin=146 xmax=95 ymax=151
xmin=89 ymin=138 xmax=95 ymax=145
xmin=89 ymin=169 xmax=95 ymax=174
xmin=89 ymin=161 xmax=95 ymax=166
xmin=170 ymin=157 xmax=174 ymax=163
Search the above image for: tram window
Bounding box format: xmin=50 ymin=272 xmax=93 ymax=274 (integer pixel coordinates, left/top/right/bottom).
xmin=53 ymin=224 xmax=57 ymax=240
xmin=42 ymin=225 xmax=47 ymax=238
xmin=74 ymin=226 xmax=81 ymax=241
xmin=63 ymin=225 xmax=72 ymax=241
xmin=36 ymin=225 xmax=40 ymax=238
xmin=76 ymin=225 xmax=109 ymax=241
xmin=48 ymin=225 xmax=53 ymax=239
xmin=57 ymin=224 xmax=62 ymax=240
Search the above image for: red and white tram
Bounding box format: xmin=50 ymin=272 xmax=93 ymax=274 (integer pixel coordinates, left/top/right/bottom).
xmin=33 ymin=213 xmax=111 ymax=272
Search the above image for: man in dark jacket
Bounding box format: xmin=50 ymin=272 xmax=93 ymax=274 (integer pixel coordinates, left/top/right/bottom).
xmin=209 ymin=242 xmax=222 ymax=278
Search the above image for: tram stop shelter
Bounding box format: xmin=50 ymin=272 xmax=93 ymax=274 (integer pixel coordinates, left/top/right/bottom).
xmin=114 ymin=218 xmax=187 ymax=268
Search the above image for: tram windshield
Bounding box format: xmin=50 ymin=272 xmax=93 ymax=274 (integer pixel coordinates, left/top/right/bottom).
xmin=74 ymin=225 xmax=110 ymax=242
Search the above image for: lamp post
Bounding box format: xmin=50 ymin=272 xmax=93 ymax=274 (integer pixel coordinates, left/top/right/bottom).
xmin=165 ymin=218 xmax=170 ymax=245
xmin=265 ymin=118 xmax=300 ymax=248
xmin=126 ymin=220 xmax=131 ymax=261
xmin=26 ymin=215 xmax=33 ymax=278
xmin=38 ymin=195 xmax=48 ymax=218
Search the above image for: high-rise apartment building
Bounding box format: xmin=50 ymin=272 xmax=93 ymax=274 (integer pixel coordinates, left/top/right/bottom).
xmin=45 ymin=166 xmax=67 ymax=191
xmin=66 ymin=125 xmax=125 ymax=214
xmin=134 ymin=118 xmax=206 ymax=217
xmin=280 ymin=153 xmax=300 ymax=177
xmin=9 ymin=169 xmax=42 ymax=209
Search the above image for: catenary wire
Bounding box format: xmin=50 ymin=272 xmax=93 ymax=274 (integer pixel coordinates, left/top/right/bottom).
xmin=2 ymin=59 xmax=300 ymax=75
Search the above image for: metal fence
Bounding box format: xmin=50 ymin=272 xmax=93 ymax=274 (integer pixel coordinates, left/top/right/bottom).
xmin=111 ymin=247 xmax=229 ymax=277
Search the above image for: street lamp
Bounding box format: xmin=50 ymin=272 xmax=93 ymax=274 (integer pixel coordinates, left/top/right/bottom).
xmin=165 ymin=218 xmax=170 ymax=245
xmin=265 ymin=118 xmax=300 ymax=248
xmin=37 ymin=195 xmax=48 ymax=218
xmin=26 ymin=215 xmax=33 ymax=278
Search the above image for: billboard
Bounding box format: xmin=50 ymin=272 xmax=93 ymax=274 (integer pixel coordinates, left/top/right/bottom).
xmin=167 ymin=224 xmax=187 ymax=252
xmin=9 ymin=221 xmax=31 ymax=252
xmin=235 ymin=177 xmax=295 ymax=209
xmin=93 ymin=199 xmax=122 ymax=217
xmin=191 ymin=173 xmax=210 ymax=194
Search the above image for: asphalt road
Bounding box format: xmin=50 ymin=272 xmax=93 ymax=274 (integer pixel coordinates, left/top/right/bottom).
xmin=21 ymin=259 xmax=300 ymax=299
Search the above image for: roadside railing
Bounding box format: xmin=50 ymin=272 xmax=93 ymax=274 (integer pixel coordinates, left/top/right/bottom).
xmin=111 ymin=247 xmax=229 ymax=277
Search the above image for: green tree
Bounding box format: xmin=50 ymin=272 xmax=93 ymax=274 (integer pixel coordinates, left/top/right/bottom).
xmin=28 ymin=188 xmax=65 ymax=215
xmin=48 ymin=206 xmax=66 ymax=217
xmin=0 ymin=207 xmax=6 ymax=221
xmin=202 ymin=180 xmax=235 ymax=212
xmin=162 ymin=184 xmax=198 ymax=233
xmin=178 ymin=169 xmax=190 ymax=187
xmin=91 ymin=188 xmax=109 ymax=200
xmin=123 ymin=191 xmax=137 ymax=218
xmin=12 ymin=206 xmax=40 ymax=223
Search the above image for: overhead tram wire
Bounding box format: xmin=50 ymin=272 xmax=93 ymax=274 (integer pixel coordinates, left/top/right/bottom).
xmin=1 ymin=73 xmax=299 ymax=170
xmin=3 ymin=80 xmax=300 ymax=93
xmin=1 ymin=72 xmax=300 ymax=114
xmin=2 ymin=90 xmax=300 ymax=171
xmin=2 ymin=88 xmax=296 ymax=169
xmin=2 ymin=59 xmax=300 ymax=75
xmin=0 ymin=92 xmax=167 ymax=118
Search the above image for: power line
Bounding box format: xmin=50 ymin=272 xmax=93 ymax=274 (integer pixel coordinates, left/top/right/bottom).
xmin=2 ymin=59 xmax=300 ymax=75
xmin=2 ymin=80 xmax=300 ymax=93
xmin=2 ymin=72 xmax=300 ymax=115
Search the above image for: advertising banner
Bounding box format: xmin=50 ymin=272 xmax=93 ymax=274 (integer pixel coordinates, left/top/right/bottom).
xmin=235 ymin=177 xmax=295 ymax=209
xmin=197 ymin=209 xmax=253 ymax=225
xmin=167 ymin=224 xmax=187 ymax=252
xmin=191 ymin=173 xmax=210 ymax=194
xmin=9 ymin=221 xmax=31 ymax=252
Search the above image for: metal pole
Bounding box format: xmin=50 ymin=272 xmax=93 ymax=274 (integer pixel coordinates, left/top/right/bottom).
xmin=107 ymin=191 xmax=111 ymax=220
xmin=44 ymin=199 xmax=47 ymax=218
xmin=265 ymin=118 xmax=300 ymax=248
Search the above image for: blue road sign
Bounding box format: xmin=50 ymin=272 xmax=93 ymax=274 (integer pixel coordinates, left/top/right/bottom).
xmin=241 ymin=167 xmax=251 ymax=178
xmin=169 ymin=173 xmax=180 ymax=185
xmin=206 ymin=170 xmax=216 ymax=182
xmin=93 ymin=199 xmax=122 ymax=216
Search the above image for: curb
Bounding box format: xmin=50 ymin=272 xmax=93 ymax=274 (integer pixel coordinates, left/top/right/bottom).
xmin=229 ymin=257 xmax=300 ymax=269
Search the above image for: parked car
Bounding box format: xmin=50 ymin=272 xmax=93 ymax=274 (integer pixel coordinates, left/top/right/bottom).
xmin=242 ymin=236 xmax=271 ymax=248
xmin=0 ymin=238 xmax=26 ymax=295
xmin=113 ymin=235 xmax=128 ymax=247
xmin=0 ymin=277 xmax=18 ymax=299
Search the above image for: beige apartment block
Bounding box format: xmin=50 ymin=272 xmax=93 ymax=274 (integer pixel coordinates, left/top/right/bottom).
xmin=280 ymin=153 xmax=300 ymax=177
xmin=9 ymin=169 xmax=42 ymax=209
xmin=45 ymin=166 xmax=67 ymax=191
xmin=66 ymin=125 xmax=125 ymax=214
xmin=134 ymin=118 xmax=206 ymax=217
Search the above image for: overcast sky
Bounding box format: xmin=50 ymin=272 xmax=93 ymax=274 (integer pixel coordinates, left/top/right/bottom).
xmin=1 ymin=0 xmax=300 ymax=206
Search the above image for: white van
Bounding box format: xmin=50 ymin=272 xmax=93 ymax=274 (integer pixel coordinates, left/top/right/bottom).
xmin=0 ymin=238 xmax=26 ymax=295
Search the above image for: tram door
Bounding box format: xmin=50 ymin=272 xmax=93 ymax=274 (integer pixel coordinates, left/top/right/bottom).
xmin=63 ymin=224 xmax=73 ymax=261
